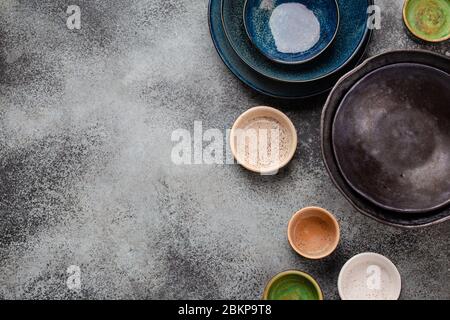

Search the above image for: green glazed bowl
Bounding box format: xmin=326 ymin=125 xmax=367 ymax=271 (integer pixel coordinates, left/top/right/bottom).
xmin=403 ymin=0 xmax=450 ymax=42
xmin=262 ymin=271 xmax=324 ymax=300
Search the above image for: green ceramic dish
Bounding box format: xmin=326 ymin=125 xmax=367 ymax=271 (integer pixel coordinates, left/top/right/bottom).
xmin=262 ymin=271 xmax=323 ymax=300
xmin=403 ymin=0 xmax=450 ymax=42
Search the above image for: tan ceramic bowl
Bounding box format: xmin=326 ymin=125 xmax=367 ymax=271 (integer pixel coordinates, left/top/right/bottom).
xmin=230 ymin=106 xmax=297 ymax=174
xmin=288 ymin=207 xmax=340 ymax=259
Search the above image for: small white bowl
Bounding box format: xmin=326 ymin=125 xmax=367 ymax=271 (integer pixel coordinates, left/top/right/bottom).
xmin=338 ymin=252 xmax=401 ymax=300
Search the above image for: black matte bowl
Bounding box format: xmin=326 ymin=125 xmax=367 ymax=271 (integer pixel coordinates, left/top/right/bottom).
xmin=322 ymin=50 xmax=450 ymax=228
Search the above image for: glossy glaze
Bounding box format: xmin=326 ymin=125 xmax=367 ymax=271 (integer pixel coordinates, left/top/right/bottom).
xmin=403 ymin=0 xmax=450 ymax=42
xmin=263 ymin=271 xmax=323 ymax=300
xmin=209 ymin=0 xmax=371 ymax=98
xmin=221 ymin=0 xmax=372 ymax=83
xmin=243 ymin=0 xmax=339 ymax=64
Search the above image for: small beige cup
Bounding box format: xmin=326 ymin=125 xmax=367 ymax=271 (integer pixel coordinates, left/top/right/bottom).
xmin=230 ymin=106 xmax=297 ymax=174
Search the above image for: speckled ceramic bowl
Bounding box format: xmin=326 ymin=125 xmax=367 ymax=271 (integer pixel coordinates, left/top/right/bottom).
xmin=403 ymin=0 xmax=450 ymax=43
xmin=243 ymin=0 xmax=339 ymax=64
xmin=338 ymin=253 xmax=401 ymax=300
xmin=230 ymin=106 xmax=297 ymax=174
xmin=288 ymin=207 xmax=340 ymax=259
xmin=263 ymin=270 xmax=324 ymax=300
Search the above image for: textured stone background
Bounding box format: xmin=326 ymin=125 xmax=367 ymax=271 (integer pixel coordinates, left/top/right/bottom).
xmin=0 ymin=0 xmax=448 ymax=299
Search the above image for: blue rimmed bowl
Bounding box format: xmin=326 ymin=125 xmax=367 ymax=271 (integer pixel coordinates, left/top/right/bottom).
xmin=244 ymin=0 xmax=340 ymax=65
xmin=210 ymin=0 xmax=372 ymax=98
xmin=221 ymin=0 xmax=372 ymax=83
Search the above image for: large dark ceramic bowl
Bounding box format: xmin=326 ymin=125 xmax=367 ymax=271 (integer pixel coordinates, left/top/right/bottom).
xmin=322 ymin=50 xmax=450 ymax=228
xmin=333 ymin=63 xmax=450 ymax=213
xmin=243 ymin=0 xmax=339 ymax=65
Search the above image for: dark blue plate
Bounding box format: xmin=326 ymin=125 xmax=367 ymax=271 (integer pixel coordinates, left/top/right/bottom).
xmin=244 ymin=0 xmax=339 ymax=65
xmin=209 ymin=0 xmax=371 ymax=99
xmin=222 ymin=0 xmax=372 ymax=83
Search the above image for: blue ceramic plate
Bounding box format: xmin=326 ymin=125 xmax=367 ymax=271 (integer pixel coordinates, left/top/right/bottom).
xmin=244 ymin=0 xmax=339 ymax=65
xmin=222 ymin=0 xmax=372 ymax=83
xmin=209 ymin=0 xmax=371 ymax=98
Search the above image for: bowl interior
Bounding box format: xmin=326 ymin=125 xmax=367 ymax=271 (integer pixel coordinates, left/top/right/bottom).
xmin=404 ymin=0 xmax=450 ymax=42
xmin=321 ymin=50 xmax=450 ymax=227
xmin=230 ymin=107 xmax=297 ymax=173
xmin=338 ymin=253 xmax=401 ymax=300
xmin=332 ymin=63 xmax=450 ymax=213
xmin=244 ymin=0 xmax=339 ymax=64
xmin=264 ymin=271 xmax=323 ymax=300
xmin=288 ymin=207 xmax=339 ymax=259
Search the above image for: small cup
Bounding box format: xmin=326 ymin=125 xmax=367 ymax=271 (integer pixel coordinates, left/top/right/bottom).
xmin=262 ymin=270 xmax=324 ymax=300
xmin=403 ymin=0 xmax=450 ymax=43
xmin=230 ymin=106 xmax=297 ymax=174
xmin=288 ymin=207 xmax=340 ymax=259
xmin=338 ymin=252 xmax=402 ymax=300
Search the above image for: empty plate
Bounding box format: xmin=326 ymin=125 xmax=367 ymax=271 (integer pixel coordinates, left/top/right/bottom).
xmin=332 ymin=63 xmax=450 ymax=213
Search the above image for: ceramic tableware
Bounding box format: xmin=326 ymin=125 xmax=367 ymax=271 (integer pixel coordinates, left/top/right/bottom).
xmin=338 ymin=253 xmax=401 ymax=300
xmin=263 ymin=270 xmax=324 ymax=300
xmin=221 ymin=0 xmax=372 ymax=83
xmin=321 ymin=50 xmax=450 ymax=228
xmin=403 ymin=0 xmax=450 ymax=43
xmin=288 ymin=207 xmax=340 ymax=259
xmin=210 ymin=0 xmax=371 ymax=98
xmin=243 ymin=0 xmax=339 ymax=64
xmin=230 ymin=106 xmax=297 ymax=174
xmin=332 ymin=63 xmax=450 ymax=213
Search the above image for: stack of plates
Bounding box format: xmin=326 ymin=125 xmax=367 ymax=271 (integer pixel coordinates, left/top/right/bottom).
xmin=322 ymin=50 xmax=450 ymax=228
xmin=209 ymin=0 xmax=373 ymax=99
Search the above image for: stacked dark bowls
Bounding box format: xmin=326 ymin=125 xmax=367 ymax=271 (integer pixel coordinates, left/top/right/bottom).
xmin=322 ymin=50 xmax=450 ymax=228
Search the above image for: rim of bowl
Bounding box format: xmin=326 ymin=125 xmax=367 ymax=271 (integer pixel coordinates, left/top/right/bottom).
xmin=337 ymin=252 xmax=402 ymax=300
xmin=287 ymin=206 xmax=340 ymax=259
xmin=242 ymin=0 xmax=341 ymax=65
xmin=320 ymin=49 xmax=450 ymax=228
xmin=402 ymin=0 xmax=450 ymax=43
xmin=262 ymin=270 xmax=324 ymax=300
xmin=230 ymin=106 xmax=298 ymax=174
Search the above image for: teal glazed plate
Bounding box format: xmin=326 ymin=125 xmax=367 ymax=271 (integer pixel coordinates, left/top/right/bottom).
xmin=209 ymin=0 xmax=371 ymax=98
xmin=243 ymin=0 xmax=340 ymax=64
xmin=222 ymin=0 xmax=372 ymax=83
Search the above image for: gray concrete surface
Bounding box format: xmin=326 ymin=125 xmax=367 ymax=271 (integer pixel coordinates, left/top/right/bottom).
xmin=0 ymin=0 xmax=448 ymax=300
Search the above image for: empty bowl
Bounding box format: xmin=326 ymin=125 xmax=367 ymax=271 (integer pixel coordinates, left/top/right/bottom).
xmin=403 ymin=0 xmax=450 ymax=43
xmin=288 ymin=207 xmax=340 ymax=259
xmin=322 ymin=50 xmax=450 ymax=228
xmin=332 ymin=63 xmax=450 ymax=213
xmin=338 ymin=253 xmax=402 ymax=300
xmin=263 ymin=270 xmax=324 ymax=300
xmin=243 ymin=0 xmax=340 ymax=64
xmin=230 ymin=106 xmax=297 ymax=174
